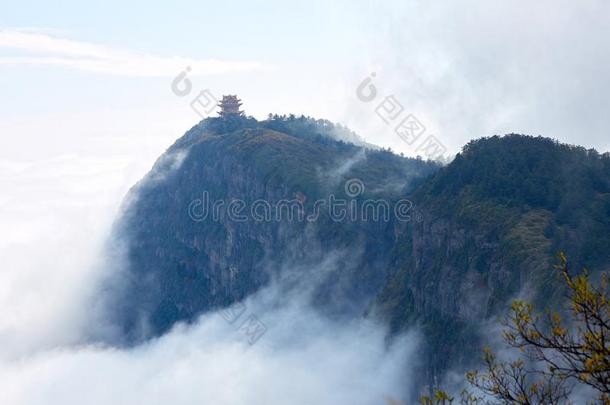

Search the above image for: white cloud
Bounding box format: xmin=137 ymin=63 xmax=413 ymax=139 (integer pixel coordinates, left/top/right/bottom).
xmin=337 ymin=0 xmax=610 ymax=155
xmin=6 ymin=2 xmax=609 ymax=401
xmin=0 ymin=153 xmax=137 ymax=358
xmin=0 ymin=140 xmax=417 ymax=403
xmin=0 ymin=291 xmax=417 ymax=405
xmin=0 ymin=29 xmax=270 ymax=77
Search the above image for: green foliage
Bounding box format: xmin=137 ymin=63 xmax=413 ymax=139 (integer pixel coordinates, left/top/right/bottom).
xmin=428 ymin=253 xmax=610 ymax=404
xmin=425 ymin=135 xmax=610 ymax=210
xmin=115 ymin=114 xmax=440 ymax=340
xmin=419 ymin=389 xmax=481 ymax=405
xmin=375 ymin=134 xmax=610 ymax=391
xmin=418 ymin=134 xmax=610 ymax=269
xmin=502 ymin=253 xmax=610 ymax=398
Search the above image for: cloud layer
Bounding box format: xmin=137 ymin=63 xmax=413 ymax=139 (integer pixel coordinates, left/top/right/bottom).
xmin=0 ymin=291 xmax=417 ymax=405
xmin=341 ymin=0 xmax=610 ymax=154
xmin=0 ymin=29 xmax=270 ymax=77
xmin=0 ymin=149 xmax=417 ymax=404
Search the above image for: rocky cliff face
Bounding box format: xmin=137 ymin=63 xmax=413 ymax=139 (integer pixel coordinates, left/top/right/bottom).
xmin=107 ymin=116 xmax=438 ymax=342
xmin=374 ymin=134 xmax=610 ymax=384
xmin=106 ymin=118 xmax=610 ymax=387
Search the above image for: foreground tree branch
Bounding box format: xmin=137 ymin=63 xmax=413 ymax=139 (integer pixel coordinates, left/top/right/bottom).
xmin=420 ymin=253 xmax=610 ymax=404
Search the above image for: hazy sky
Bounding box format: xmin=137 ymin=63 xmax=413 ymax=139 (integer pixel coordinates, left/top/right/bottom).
xmin=1 ymin=2 xmax=609 ymax=403
xmin=1 ymin=0 xmax=609 ymax=163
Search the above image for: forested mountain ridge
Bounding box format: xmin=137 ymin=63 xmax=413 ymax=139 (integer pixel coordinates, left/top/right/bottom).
xmin=374 ymin=134 xmax=610 ymax=385
xmin=105 ymin=116 xmax=610 ymax=389
xmin=107 ymin=115 xmax=438 ymax=342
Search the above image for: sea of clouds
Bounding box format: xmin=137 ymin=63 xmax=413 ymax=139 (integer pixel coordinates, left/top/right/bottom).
xmin=0 ymin=147 xmax=418 ymax=405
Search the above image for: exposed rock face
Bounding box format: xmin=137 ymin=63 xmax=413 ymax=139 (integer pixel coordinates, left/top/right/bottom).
xmin=374 ymin=135 xmax=610 ymax=384
xmin=107 ymin=116 xmax=438 ymax=341
xmin=107 ymin=116 xmax=610 ymax=390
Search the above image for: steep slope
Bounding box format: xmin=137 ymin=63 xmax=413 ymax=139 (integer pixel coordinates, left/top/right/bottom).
xmin=107 ymin=115 xmax=439 ymax=341
xmin=374 ymin=134 xmax=610 ymax=385
xmin=106 ymin=118 xmax=610 ymax=390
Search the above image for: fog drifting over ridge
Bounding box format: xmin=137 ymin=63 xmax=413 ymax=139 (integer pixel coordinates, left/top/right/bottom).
xmin=0 ymin=290 xmax=417 ymax=405
xmin=2 ymin=1 xmax=609 ymax=402
xmin=340 ymin=0 xmax=610 ymax=156
xmin=0 ymin=149 xmax=419 ymax=404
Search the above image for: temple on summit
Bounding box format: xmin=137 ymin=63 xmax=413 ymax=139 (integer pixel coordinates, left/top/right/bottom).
xmin=218 ymin=95 xmax=244 ymax=117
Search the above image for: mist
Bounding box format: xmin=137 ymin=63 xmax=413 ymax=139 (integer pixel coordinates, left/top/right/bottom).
xmin=0 ymin=285 xmax=418 ymax=405
xmin=0 ymin=148 xmax=419 ymax=404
